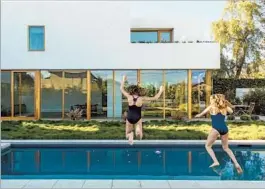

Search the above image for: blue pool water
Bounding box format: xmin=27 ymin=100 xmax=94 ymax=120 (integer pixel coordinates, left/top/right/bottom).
xmin=1 ymin=147 xmax=265 ymax=180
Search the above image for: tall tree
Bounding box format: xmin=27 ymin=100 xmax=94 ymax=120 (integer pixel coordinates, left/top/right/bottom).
xmin=212 ymin=0 xmax=264 ymax=79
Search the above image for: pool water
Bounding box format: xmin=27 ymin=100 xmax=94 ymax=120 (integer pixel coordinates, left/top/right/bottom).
xmin=1 ymin=147 xmax=265 ymax=180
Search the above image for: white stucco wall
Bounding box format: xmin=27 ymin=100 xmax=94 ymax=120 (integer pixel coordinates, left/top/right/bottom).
xmin=1 ymin=0 xmax=220 ymax=69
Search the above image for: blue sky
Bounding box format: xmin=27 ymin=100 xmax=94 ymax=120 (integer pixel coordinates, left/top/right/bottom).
xmin=129 ymin=0 xmax=227 ymax=40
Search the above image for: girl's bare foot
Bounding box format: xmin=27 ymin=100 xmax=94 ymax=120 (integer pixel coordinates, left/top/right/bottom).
xmin=235 ymin=164 xmax=243 ymax=174
xmin=209 ymin=162 xmax=220 ymax=168
xmin=128 ymin=132 xmax=134 ymax=145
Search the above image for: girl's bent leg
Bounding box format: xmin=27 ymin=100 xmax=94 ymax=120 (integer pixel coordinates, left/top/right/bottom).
xmin=205 ymin=129 xmax=220 ymax=167
xmin=135 ymin=119 xmax=143 ymax=140
xmin=221 ymin=133 xmax=243 ymax=174
xmin=126 ymin=120 xmax=134 ymax=145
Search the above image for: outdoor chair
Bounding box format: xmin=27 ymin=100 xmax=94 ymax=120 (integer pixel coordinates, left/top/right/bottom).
xmin=234 ymin=102 xmax=255 ymax=116
xmin=247 ymin=102 xmax=255 ymax=116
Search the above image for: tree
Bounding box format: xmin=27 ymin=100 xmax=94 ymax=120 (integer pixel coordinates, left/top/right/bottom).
xmin=212 ymin=0 xmax=264 ymax=79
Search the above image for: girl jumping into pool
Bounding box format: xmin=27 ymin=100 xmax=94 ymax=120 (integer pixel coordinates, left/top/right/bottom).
xmin=195 ymin=94 xmax=243 ymax=174
xmin=120 ymin=75 xmax=164 ymax=145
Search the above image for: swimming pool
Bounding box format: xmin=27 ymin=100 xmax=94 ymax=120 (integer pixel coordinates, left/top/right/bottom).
xmin=2 ymin=144 xmax=265 ymax=180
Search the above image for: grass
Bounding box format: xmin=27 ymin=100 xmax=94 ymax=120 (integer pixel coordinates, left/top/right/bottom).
xmin=1 ymin=120 xmax=265 ymax=140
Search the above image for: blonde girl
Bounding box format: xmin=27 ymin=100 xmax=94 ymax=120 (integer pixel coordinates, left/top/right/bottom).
xmin=195 ymin=94 xmax=243 ymax=174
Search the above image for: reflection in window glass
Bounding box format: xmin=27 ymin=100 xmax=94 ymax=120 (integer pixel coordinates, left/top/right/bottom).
xmin=131 ymin=31 xmax=158 ymax=43
xmin=160 ymin=32 xmax=171 ymax=42
xmin=14 ymin=72 xmax=35 ymax=117
xmin=41 ymin=71 xmax=63 ymax=118
xmin=192 ymin=70 xmax=206 ymax=117
xmin=1 ymin=72 xmax=11 ymax=117
xmin=64 ymin=71 xmax=87 ymax=119
xmin=91 ymin=71 xmax=113 ymax=118
xmin=114 ymin=70 xmax=137 ymax=118
xmin=29 ymin=26 xmax=45 ymax=51
xmin=165 ymin=70 xmax=187 ymax=119
xmin=141 ymin=70 xmax=163 ymax=118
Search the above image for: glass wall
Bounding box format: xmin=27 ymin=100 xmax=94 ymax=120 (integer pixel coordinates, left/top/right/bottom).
xmin=91 ymin=71 xmax=113 ymax=118
xmin=0 ymin=69 xmax=213 ymax=120
xmin=114 ymin=70 xmax=138 ymax=118
xmin=41 ymin=71 xmax=63 ymax=118
xmin=13 ymin=72 xmax=35 ymax=117
xmin=1 ymin=71 xmax=11 ymax=117
xmin=64 ymin=71 xmax=87 ymax=119
xmin=191 ymin=70 xmax=206 ymax=117
xmin=140 ymin=70 xmax=163 ymax=118
xmin=165 ymin=70 xmax=188 ymax=119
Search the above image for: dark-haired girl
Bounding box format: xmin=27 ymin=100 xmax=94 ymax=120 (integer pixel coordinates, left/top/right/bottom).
xmin=120 ymin=75 xmax=164 ymax=145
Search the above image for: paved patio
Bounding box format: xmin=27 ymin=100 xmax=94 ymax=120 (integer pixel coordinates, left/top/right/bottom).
xmin=1 ymin=179 xmax=265 ymax=189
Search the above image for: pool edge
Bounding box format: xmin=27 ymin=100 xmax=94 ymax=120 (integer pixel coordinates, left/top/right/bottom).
xmin=2 ymin=140 xmax=265 ymax=147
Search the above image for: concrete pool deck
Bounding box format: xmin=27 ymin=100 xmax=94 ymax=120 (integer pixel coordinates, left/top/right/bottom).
xmin=1 ymin=179 xmax=265 ymax=189
xmin=1 ymin=140 xmax=265 ymax=188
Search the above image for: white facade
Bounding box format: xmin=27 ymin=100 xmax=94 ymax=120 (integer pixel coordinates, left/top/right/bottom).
xmin=1 ymin=0 xmax=220 ymax=69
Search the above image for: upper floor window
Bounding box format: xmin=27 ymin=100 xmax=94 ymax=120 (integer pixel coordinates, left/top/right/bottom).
xmin=28 ymin=26 xmax=45 ymax=51
xmin=131 ymin=29 xmax=173 ymax=43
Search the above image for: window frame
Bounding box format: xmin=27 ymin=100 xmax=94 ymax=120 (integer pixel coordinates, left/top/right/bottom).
xmin=130 ymin=28 xmax=174 ymax=43
xmin=28 ymin=25 xmax=45 ymax=51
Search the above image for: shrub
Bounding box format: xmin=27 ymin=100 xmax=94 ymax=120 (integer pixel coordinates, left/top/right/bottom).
xmin=172 ymin=111 xmax=188 ymax=121
xmin=240 ymin=114 xmax=251 ymax=121
xmin=227 ymin=115 xmax=235 ymax=120
xmin=251 ymin=115 xmax=260 ymax=120
xmin=66 ymin=108 xmax=83 ymax=120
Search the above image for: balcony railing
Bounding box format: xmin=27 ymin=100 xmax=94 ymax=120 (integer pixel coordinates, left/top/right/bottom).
xmin=131 ymin=40 xmax=216 ymax=44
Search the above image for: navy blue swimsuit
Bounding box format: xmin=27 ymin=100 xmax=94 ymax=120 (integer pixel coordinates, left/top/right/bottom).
xmin=126 ymin=96 xmax=142 ymax=124
xmin=211 ymin=113 xmax=228 ymax=135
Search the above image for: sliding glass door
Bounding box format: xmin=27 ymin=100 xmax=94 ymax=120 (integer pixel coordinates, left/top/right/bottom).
xmin=13 ymin=72 xmax=36 ymax=117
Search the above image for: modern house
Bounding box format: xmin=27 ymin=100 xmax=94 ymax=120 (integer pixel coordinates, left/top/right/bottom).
xmin=1 ymin=1 xmax=220 ymax=121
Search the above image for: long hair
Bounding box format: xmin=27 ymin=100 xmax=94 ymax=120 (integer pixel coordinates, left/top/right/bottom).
xmin=210 ymin=94 xmax=231 ymax=115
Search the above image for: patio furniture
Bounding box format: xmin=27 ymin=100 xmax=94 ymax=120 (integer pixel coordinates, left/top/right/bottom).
xmin=247 ymin=102 xmax=255 ymax=116
xmin=233 ymin=105 xmax=249 ymax=116
xmin=233 ymin=102 xmax=255 ymax=116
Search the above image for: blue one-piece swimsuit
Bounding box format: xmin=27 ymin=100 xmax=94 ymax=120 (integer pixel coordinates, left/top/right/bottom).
xmin=211 ymin=113 xmax=228 ymax=135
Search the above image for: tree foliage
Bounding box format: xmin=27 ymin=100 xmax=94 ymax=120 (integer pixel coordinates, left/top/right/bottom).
xmin=212 ymin=0 xmax=265 ymax=79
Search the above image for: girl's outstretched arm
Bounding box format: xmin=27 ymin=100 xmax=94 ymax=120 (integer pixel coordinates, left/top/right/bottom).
xmin=227 ymin=106 xmax=233 ymax=114
xmin=195 ymin=105 xmax=212 ymax=118
xmin=120 ymin=75 xmax=130 ymax=98
xmin=143 ymin=86 xmax=164 ymax=101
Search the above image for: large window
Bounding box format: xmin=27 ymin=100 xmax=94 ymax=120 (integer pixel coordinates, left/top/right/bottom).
xmin=28 ymin=26 xmax=45 ymax=51
xmin=13 ymin=72 xmax=35 ymax=117
xmin=192 ymin=70 xmax=206 ymax=117
xmin=165 ymin=70 xmax=188 ymax=119
xmin=91 ymin=71 xmax=113 ymax=118
xmin=140 ymin=70 xmax=163 ymax=118
xmin=114 ymin=70 xmax=138 ymax=118
xmin=1 ymin=71 xmax=11 ymax=117
xmin=41 ymin=71 xmax=63 ymax=118
xmin=64 ymin=71 xmax=87 ymax=119
xmin=131 ymin=29 xmax=173 ymax=43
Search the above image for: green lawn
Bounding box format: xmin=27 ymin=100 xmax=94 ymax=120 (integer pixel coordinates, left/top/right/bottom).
xmin=1 ymin=120 xmax=265 ymax=140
